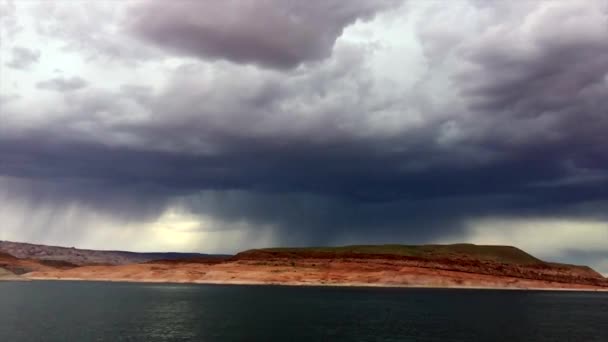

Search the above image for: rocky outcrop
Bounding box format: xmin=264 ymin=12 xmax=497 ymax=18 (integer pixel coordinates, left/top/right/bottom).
xmin=0 ymin=251 xmax=59 ymax=275
xmin=0 ymin=266 xmax=22 ymax=281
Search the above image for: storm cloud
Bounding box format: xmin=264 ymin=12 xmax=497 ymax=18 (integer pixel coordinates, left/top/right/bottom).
xmin=128 ymin=0 xmax=402 ymax=69
xmin=1 ymin=0 xmax=607 ymax=272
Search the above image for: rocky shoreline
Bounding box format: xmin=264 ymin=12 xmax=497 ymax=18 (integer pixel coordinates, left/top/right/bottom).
xmin=3 ymin=242 xmax=607 ymax=291
xmin=22 ymin=258 xmax=608 ymax=291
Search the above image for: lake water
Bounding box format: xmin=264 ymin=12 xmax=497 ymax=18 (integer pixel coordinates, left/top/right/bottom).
xmin=1 ymin=281 xmax=607 ymax=341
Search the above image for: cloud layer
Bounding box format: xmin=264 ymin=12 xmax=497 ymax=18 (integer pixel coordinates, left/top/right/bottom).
xmin=1 ymin=0 xmax=607 ymax=272
xmin=36 ymin=76 xmax=87 ymax=92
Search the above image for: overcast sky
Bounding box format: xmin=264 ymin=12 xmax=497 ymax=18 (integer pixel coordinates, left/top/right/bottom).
xmin=1 ymin=0 xmax=607 ymax=274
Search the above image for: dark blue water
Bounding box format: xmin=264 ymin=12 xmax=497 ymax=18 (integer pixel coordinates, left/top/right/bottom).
xmin=1 ymin=281 xmax=607 ymax=341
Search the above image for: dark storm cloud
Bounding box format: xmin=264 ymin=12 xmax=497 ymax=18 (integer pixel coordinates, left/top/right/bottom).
xmin=128 ymin=0 xmax=402 ymax=69
xmin=0 ymin=174 xmax=170 ymax=225
xmin=36 ymin=76 xmax=88 ymax=92
xmin=5 ymin=46 xmax=40 ymax=69
xmin=2 ymin=1 xmax=608 ymax=256
xmin=452 ymin=2 xmax=608 ymax=189
xmin=177 ymin=191 xmax=524 ymax=247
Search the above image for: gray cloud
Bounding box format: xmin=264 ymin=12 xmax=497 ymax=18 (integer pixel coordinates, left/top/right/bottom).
xmin=176 ymin=190 xmax=536 ymax=247
xmin=1 ymin=1 xmax=608 ymax=267
xmin=0 ymin=94 xmax=20 ymax=105
xmin=26 ymin=1 xmax=158 ymax=63
xmin=0 ymin=1 xmax=20 ymax=40
xmin=5 ymin=0 xmax=608 ymax=211
xmin=452 ymin=1 xmax=608 ymax=186
xmin=128 ymin=0 xmax=402 ymax=69
xmin=5 ymin=46 xmax=40 ymax=69
xmin=36 ymin=76 xmax=88 ymax=92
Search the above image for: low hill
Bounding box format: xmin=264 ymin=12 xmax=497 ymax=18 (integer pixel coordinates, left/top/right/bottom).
xmin=0 ymin=240 xmax=229 ymax=266
xmin=0 ymin=251 xmax=63 ymax=275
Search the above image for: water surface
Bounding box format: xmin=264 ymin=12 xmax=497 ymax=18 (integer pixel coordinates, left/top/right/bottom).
xmin=1 ymin=281 xmax=607 ymax=341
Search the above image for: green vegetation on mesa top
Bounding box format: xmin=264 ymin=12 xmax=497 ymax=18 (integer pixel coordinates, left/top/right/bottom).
xmin=256 ymin=244 xmax=545 ymax=265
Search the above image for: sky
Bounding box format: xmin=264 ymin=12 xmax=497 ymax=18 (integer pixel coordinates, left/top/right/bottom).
xmin=1 ymin=0 xmax=607 ymax=274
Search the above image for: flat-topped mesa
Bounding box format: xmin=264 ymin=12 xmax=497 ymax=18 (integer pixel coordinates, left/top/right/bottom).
xmin=235 ymin=244 xmax=543 ymax=264
xmin=235 ymin=244 xmax=607 ymax=286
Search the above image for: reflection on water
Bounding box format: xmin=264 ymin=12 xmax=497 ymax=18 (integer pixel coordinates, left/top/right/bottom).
xmin=1 ymin=281 xmax=607 ymax=341
xmin=139 ymin=299 xmax=198 ymax=340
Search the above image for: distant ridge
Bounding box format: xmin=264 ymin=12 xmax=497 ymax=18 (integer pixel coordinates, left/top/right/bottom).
xmin=0 ymin=240 xmax=230 ymax=266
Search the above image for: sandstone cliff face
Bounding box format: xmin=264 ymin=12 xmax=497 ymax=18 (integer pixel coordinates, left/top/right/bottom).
xmin=233 ymin=247 xmax=608 ymax=287
xmin=24 ymin=258 xmax=608 ymax=291
xmin=0 ymin=266 xmax=22 ymax=281
xmin=7 ymin=242 xmax=608 ymax=290
xmin=0 ymin=251 xmax=60 ymax=275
